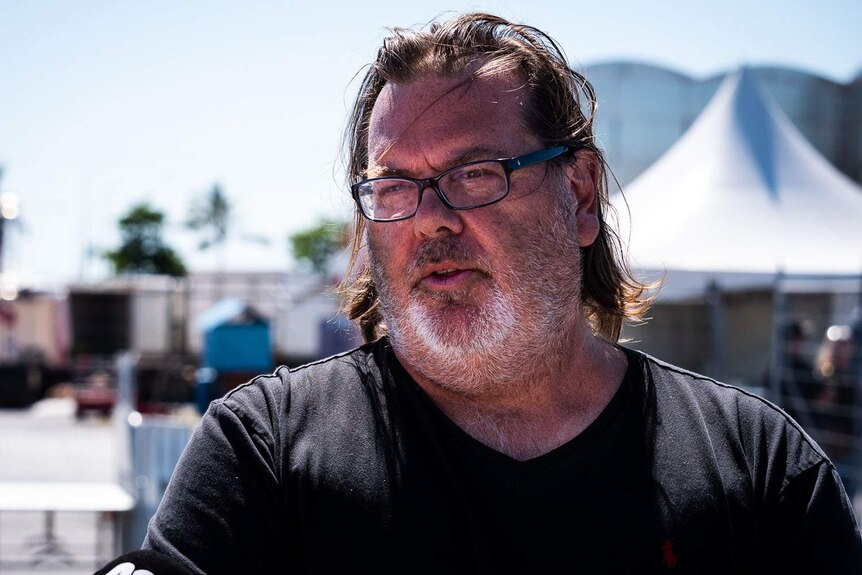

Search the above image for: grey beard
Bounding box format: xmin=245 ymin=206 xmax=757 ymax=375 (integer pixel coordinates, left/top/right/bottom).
xmin=370 ymin=195 xmax=583 ymax=397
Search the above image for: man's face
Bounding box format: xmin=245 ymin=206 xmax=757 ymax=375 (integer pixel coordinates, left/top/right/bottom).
xmin=365 ymin=70 xmax=598 ymax=393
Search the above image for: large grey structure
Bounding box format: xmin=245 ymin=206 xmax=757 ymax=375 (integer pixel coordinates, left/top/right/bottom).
xmin=585 ymin=62 xmax=862 ymax=187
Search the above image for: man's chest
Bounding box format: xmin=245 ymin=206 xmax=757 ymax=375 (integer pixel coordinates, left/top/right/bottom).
xmin=284 ymin=396 xmax=663 ymax=573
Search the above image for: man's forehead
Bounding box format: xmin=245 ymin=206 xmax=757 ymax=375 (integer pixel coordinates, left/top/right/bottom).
xmin=367 ymin=71 xmax=529 ymax=170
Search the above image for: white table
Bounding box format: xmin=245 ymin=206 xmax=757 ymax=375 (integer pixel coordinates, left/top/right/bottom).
xmin=0 ymin=481 xmax=135 ymax=569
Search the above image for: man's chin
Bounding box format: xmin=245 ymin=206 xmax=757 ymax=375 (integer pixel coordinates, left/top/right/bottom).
xmin=405 ymin=299 xmax=514 ymax=353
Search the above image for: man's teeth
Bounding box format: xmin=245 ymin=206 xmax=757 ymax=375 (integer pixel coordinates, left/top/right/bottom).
xmin=435 ymin=269 xmax=457 ymax=275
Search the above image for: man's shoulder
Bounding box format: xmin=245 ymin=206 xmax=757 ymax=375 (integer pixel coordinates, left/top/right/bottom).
xmin=621 ymin=349 xmax=860 ymax=570
xmin=284 ymin=337 xmax=390 ymax=387
xmin=214 ymin=338 xmax=393 ymax=425
xmin=628 ymin=346 xmax=793 ymax=413
xmin=626 ymin=347 xmax=828 ymax=476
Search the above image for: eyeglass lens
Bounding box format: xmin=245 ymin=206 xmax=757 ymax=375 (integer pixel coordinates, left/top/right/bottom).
xmin=356 ymin=161 xmax=508 ymax=221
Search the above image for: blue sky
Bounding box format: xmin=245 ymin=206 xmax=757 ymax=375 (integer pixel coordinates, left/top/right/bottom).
xmin=1 ymin=0 xmax=860 ymax=287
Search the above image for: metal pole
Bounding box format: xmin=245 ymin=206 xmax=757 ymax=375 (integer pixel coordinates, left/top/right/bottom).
xmin=707 ymin=280 xmax=726 ymax=381
xmin=767 ymin=272 xmax=787 ymax=405
xmin=850 ymin=271 xmax=862 ymax=503
xmin=0 ymin=218 xmax=5 ymax=275
xmin=114 ymin=352 xmax=137 ymax=494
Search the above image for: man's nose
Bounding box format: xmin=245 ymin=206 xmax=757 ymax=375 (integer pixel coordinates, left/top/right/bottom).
xmin=413 ymin=184 xmax=464 ymax=238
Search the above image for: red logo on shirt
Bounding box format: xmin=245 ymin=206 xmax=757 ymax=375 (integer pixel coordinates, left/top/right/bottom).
xmin=662 ymin=539 xmax=678 ymax=568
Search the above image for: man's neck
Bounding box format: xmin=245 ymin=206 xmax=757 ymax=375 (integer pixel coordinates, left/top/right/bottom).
xmin=400 ymin=326 xmax=629 ymax=461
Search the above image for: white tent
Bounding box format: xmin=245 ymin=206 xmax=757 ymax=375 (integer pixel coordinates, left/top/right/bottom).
xmin=611 ymin=68 xmax=862 ymax=275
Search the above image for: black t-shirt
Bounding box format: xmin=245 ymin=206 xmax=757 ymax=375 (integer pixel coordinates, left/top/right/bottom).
xmin=403 ymin=355 xmax=653 ymax=573
xmin=144 ymin=338 xmax=862 ymax=574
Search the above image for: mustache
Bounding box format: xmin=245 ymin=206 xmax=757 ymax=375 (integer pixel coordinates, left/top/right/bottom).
xmin=409 ymin=238 xmax=490 ymax=277
xmin=413 ymin=238 xmax=471 ymax=266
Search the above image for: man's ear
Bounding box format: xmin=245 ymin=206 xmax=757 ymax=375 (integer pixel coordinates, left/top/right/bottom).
xmin=564 ymin=150 xmax=601 ymax=247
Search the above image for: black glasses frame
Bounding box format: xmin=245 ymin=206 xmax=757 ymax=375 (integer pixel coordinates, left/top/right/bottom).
xmin=351 ymin=145 xmax=572 ymax=222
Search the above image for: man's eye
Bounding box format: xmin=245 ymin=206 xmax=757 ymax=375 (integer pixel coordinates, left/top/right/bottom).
xmin=450 ymin=163 xmax=505 ymax=188
xmin=379 ymin=182 xmax=408 ymax=194
xmin=462 ymin=168 xmax=488 ymax=179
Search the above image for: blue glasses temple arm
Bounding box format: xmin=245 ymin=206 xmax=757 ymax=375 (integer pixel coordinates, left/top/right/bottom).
xmin=505 ymin=146 xmax=570 ymax=170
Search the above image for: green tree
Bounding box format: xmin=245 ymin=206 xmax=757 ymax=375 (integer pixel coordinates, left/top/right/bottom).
xmin=289 ymin=219 xmax=349 ymax=273
xmin=105 ymin=203 xmax=187 ymax=277
xmin=186 ymin=184 xmax=231 ymax=251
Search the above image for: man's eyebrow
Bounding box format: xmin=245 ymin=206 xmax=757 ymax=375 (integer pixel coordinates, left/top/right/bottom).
xmin=446 ymin=146 xmax=506 ymax=166
xmin=366 ymin=146 xmax=507 ymax=179
xmin=365 ymin=165 xmax=400 ymax=178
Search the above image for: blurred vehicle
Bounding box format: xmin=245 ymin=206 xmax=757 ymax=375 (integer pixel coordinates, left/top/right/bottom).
xmin=74 ymin=370 xmax=117 ymax=418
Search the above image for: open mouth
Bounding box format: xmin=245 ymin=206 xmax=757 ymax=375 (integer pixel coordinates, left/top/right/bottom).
xmin=419 ymin=267 xmax=475 ymax=290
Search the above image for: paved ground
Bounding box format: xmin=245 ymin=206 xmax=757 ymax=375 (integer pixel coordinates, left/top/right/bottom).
xmin=0 ymin=399 xmax=120 ymax=575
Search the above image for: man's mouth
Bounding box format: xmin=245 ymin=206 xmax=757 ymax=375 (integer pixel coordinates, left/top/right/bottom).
xmin=418 ymin=266 xmax=477 ymax=290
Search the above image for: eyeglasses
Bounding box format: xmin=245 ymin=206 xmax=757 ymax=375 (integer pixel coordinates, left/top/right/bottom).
xmin=351 ymin=146 xmax=571 ymax=222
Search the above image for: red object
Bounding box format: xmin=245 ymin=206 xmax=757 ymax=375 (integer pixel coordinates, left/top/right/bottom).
xmin=74 ymin=385 xmax=117 ymax=418
xmin=0 ymin=302 xmax=16 ymax=327
xmin=662 ymin=539 xmax=678 ymax=568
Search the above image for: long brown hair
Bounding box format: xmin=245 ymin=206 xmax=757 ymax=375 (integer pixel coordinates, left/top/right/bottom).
xmin=340 ymin=12 xmax=655 ymax=342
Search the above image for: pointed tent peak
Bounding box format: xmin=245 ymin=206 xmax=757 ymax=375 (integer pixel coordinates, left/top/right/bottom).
xmin=692 ymin=66 xmax=862 ymax=197
xmin=715 ymin=64 xmax=760 ymax=86
xmin=612 ymin=64 xmax=862 ymax=274
xmin=621 ymin=63 xmax=844 ymax=204
xmin=692 ymin=66 xmax=784 ymax=195
xmin=714 ymin=66 xmax=775 ymax=117
xmin=730 ymin=68 xmax=779 ymax=194
xmin=725 ymin=66 xmax=778 ymax=117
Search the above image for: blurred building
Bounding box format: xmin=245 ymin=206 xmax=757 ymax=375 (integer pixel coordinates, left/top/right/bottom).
xmin=187 ymin=271 xmax=358 ymax=366
xmin=68 ymin=276 xmax=186 ymax=359
xmin=63 ymin=271 xmax=357 ymax=367
xmin=0 ymin=290 xmax=69 ymax=365
xmin=585 ymin=63 xmax=862 ymax=187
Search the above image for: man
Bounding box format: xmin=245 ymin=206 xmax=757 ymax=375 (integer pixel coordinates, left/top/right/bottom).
xmin=141 ymin=13 xmax=861 ymax=574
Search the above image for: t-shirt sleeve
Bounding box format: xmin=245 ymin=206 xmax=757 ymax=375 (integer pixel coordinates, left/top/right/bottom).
xmin=774 ymin=460 xmax=862 ymax=572
xmin=142 ymin=398 xmax=287 ymax=575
